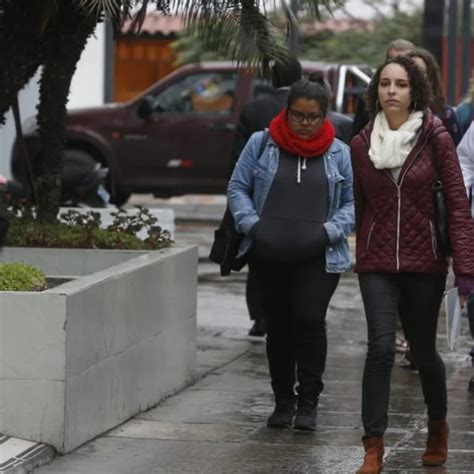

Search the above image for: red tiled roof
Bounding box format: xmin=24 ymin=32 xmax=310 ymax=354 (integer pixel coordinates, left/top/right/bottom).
xmin=300 ymin=17 xmax=376 ymax=36
xmin=121 ymin=12 xmax=184 ymax=37
xmin=120 ymin=13 xmax=373 ymax=38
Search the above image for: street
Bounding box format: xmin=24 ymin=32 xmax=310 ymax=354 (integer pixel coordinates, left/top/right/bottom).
xmin=33 ymin=195 xmax=474 ymax=473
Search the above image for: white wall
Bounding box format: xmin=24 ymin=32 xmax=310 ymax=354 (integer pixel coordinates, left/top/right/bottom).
xmin=0 ymin=22 xmax=107 ymax=178
xmin=68 ymin=22 xmax=106 ymax=110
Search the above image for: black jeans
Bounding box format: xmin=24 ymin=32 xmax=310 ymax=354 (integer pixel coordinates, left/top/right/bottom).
xmin=251 ymin=256 xmax=340 ymax=403
xmin=358 ymin=272 xmax=447 ymax=437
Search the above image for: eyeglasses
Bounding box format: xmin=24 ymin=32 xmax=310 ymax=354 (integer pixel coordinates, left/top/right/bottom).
xmin=288 ymin=109 xmax=323 ymax=125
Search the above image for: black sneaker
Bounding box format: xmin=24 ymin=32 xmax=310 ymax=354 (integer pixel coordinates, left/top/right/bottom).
xmin=294 ymin=401 xmax=317 ymax=431
xmin=248 ymin=319 xmax=266 ymax=337
xmin=267 ymin=400 xmax=296 ymax=428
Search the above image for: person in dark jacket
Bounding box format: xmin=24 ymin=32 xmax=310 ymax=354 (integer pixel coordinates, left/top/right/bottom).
xmin=0 ymin=175 xmax=23 ymax=246
xmin=228 ymin=76 xmax=354 ymax=432
xmin=232 ymin=61 xmax=353 ymax=336
xmin=231 ymin=58 xmax=303 ymax=337
xmin=351 ymin=55 xmax=474 ymax=473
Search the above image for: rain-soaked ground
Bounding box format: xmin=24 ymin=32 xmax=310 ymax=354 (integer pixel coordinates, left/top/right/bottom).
xmin=34 ymin=260 xmax=474 ymax=473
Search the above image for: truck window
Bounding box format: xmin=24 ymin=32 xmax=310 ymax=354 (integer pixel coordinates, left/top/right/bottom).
xmin=154 ymin=72 xmax=238 ymax=114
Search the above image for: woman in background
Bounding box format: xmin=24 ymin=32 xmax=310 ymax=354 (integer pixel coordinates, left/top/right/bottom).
xmin=408 ymin=47 xmax=462 ymax=145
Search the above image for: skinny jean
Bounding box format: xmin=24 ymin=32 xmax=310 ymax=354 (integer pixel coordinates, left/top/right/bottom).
xmin=358 ymin=272 xmax=447 ymax=437
xmin=251 ymin=256 xmax=340 ymax=403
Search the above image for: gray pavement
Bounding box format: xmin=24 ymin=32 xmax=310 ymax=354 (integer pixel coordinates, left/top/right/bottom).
xmin=33 ymin=266 xmax=474 ymax=473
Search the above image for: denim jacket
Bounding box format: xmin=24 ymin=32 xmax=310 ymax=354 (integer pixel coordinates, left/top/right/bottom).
xmin=227 ymin=131 xmax=355 ymax=273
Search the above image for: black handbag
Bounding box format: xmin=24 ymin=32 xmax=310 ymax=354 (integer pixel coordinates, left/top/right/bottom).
xmin=209 ymin=207 xmax=247 ymax=276
xmin=209 ymin=130 xmax=269 ymax=276
xmin=429 ymin=151 xmax=451 ymax=255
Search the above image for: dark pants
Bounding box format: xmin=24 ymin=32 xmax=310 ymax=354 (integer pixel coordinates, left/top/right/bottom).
xmin=252 ymin=257 xmax=340 ymax=403
xmin=467 ymin=294 xmax=474 ymax=366
xmin=358 ymin=272 xmax=447 ymax=437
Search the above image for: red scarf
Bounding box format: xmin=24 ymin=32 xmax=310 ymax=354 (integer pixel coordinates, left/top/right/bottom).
xmin=269 ymin=108 xmax=335 ymax=158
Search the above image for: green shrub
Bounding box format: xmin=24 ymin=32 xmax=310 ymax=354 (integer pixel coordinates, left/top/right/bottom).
xmin=5 ymin=205 xmax=173 ymax=250
xmin=0 ymin=262 xmax=46 ymax=292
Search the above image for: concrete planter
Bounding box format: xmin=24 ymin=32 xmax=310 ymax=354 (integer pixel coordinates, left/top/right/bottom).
xmin=0 ymin=245 xmax=198 ymax=453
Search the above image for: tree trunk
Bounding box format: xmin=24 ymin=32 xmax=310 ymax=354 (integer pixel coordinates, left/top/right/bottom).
xmin=0 ymin=0 xmax=44 ymax=123
xmin=35 ymin=1 xmax=97 ymax=222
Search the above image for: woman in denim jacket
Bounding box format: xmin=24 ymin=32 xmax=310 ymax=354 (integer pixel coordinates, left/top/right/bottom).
xmin=227 ymin=75 xmax=354 ymax=431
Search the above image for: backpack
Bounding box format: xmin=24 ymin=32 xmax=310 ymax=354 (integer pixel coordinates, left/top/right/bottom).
xmin=209 ymin=130 xmax=269 ymax=276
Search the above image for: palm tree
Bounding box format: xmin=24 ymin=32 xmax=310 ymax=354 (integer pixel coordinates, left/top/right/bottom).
xmin=0 ymin=0 xmax=340 ymax=222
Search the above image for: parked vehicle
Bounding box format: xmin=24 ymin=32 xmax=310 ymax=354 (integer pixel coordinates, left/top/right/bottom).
xmin=12 ymin=61 xmax=371 ymax=206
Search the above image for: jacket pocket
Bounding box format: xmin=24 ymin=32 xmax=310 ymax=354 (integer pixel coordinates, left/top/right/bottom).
xmin=332 ymin=173 xmax=345 ymax=211
xmin=429 ymin=220 xmax=438 ymax=260
xmin=366 ymin=221 xmax=376 ymax=251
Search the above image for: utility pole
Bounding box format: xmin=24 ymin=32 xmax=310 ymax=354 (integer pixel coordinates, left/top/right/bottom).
xmin=287 ymin=0 xmax=300 ymax=57
xmin=422 ymin=0 xmax=445 ymax=65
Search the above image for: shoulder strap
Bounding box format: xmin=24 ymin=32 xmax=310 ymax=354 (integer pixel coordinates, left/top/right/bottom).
xmin=257 ymin=130 xmax=269 ymax=160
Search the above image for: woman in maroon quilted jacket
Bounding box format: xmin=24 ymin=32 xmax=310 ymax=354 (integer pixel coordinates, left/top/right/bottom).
xmin=351 ymin=55 xmax=474 ymax=473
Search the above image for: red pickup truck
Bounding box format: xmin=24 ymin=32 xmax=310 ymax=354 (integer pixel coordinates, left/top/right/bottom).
xmin=12 ymin=61 xmax=371 ymax=205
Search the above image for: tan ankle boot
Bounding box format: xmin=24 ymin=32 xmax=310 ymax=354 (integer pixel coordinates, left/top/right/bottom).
xmin=422 ymin=418 xmax=449 ymax=466
xmin=357 ymin=436 xmax=384 ymax=474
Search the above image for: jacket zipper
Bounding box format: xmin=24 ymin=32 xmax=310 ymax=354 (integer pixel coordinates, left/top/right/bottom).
xmin=396 ymin=187 xmax=401 ymax=270
xmin=362 ymin=129 xmax=429 ymax=273
xmin=429 ymin=220 xmax=438 ymax=259
xmin=366 ymin=222 xmax=375 ymax=251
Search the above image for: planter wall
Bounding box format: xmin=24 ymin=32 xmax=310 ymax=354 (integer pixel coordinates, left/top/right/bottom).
xmin=0 ymin=245 xmax=198 ymax=453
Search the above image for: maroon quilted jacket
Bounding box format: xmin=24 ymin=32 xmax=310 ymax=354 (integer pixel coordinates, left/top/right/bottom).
xmin=350 ymin=110 xmax=474 ymax=276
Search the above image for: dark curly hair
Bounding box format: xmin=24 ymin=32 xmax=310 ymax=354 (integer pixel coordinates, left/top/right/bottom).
xmin=365 ymin=55 xmax=432 ymax=118
xmin=407 ymin=48 xmax=446 ymax=117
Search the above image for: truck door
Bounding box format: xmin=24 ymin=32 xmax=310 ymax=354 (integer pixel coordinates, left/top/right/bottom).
xmin=117 ymin=70 xmax=240 ymax=194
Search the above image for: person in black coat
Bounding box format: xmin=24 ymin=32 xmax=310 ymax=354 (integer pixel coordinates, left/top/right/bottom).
xmin=231 ymin=59 xmax=353 ymax=337
xmin=0 ymin=175 xmax=24 ymax=246
xmin=231 ymin=58 xmax=303 ymax=336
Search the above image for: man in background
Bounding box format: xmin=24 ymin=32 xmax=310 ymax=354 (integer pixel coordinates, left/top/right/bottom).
xmin=232 ymin=58 xmax=353 ymax=336
xmin=231 ymin=58 xmax=303 ymax=336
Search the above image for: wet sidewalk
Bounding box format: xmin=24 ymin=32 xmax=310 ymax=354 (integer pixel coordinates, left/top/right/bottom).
xmin=34 ymin=270 xmax=474 ymax=473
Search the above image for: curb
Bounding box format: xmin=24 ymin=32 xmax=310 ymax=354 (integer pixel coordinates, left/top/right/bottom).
xmin=0 ymin=435 xmax=55 ymax=474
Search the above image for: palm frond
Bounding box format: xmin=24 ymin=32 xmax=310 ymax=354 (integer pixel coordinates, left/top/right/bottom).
xmin=40 ymin=0 xmax=59 ymax=34
xmin=76 ymin=0 xmax=125 ymax=26
xmin=75 ymin=0 xmax=342 ymax=67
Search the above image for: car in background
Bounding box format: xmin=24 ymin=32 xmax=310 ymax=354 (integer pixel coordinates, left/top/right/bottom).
xmin=12 ymin=61 xmax=371 ymax=206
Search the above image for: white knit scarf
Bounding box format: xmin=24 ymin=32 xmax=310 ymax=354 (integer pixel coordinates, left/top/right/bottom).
xmin=368 ymin=111 xmax=423 ymax=170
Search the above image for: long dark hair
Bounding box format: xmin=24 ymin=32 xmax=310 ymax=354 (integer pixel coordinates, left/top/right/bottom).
xmin=365 ymin=55 xmax=432 ymax=118
xmin=407 ymin=48 xmax=446 ymax=117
